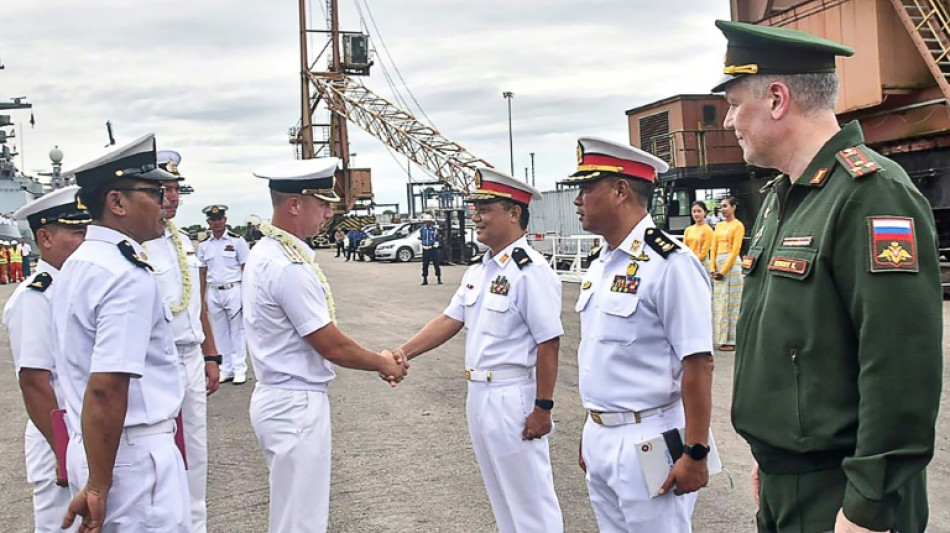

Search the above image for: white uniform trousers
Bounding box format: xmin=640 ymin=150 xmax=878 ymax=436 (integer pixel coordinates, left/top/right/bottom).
xmin=249 ymin=383 xmax=331 ymax=533
xmin=582 ymin=402 xmax=697 ymax=533
xmin=24 ymin=421 xmax=76 ymax=532
xmin=466 ymin=378 xmax=563 ymax=533
xmin=66 ymin=422 xmax=191 ymax=532
xmin=205 ymin=285 xmax=246 ymax=377
xmin=177 ymin=343 xmax=208 ymax=533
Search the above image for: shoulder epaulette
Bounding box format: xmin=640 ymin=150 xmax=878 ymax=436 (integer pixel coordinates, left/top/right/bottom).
xmin=836 ymin=146 xmax=881 ymax=179
xmin=759 ymin=174 xmax=785 ymax=193
xmin=178 ymin=228 xmax=191 ymax=237
xmin=588 ymin=245 xmax=603 ymax=260
xmin=275 ymin=241 xmax=306 ymax=264
xmin=468 ymin=254 xmax=483 ymax=265
xmin=511 ymin=247 xmax=532 ymax=270
xmin=27 ymin=272 xmax=52 ymax=292
xmin=645 ymin=228 xmax=680 ymax=259
xmin=118 ymin=240 xmax=153 ymax=271
xmin=227 ymin=231 xmax=240 ymax=238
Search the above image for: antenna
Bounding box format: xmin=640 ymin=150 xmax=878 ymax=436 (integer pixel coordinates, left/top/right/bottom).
xmin=104 ymin=121 xmax=115 ymax=147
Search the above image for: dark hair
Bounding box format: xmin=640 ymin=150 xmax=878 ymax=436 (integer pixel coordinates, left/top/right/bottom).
xmin=691 ymin=201 xmax=709 ymax=214
xmin=721 ymin=196 xmax=738 ymax=208
xmin=79 ymin=177 xmax=148 ymax=220
xmin=621 ymin=177 xmax=653 ymax=208
xmin=498 ymin=199 xmax=530 ymax=230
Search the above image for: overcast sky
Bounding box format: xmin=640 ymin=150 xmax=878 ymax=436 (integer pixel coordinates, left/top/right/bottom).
xmin=1 ymin=1 xmax=732 ymax=227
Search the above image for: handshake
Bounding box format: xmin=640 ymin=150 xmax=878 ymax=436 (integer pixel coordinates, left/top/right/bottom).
xmin=377 ymin=347 xmax=409 ymax=387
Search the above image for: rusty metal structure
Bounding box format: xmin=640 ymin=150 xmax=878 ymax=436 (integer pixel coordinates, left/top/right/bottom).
xmin=289 ymin=0 xmax=490 ymax=213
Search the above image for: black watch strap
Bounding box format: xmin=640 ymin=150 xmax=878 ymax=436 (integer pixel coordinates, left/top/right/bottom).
xmin=534 ymin=398 xmax=554 ymax=411
xmin=204 ymin=355 xmax=223 ymax=365
xmin=683 ymin=443 xmax=710 ymax=460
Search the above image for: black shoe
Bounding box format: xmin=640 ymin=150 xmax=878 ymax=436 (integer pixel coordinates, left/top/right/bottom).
xmin=437 ymin=278 xmax=443 ymax=285
xmin=421 ymin=279 xmax=428 ymax=286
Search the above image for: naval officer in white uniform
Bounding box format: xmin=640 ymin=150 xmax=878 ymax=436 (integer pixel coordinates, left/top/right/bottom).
xmin=393 ymin=167 xmax=564 ymax=533
xmin=198 ymin=204 xmax=250 ymax=384
xmin=566 ymin=137 xmax=714 ymax=532
xmin=243 ymin=157 xmax=406 ymax=533
xmin=143 ymin=150 xmax=221 ymax=533
xmin=3 ymin=186 xmax=90 ymax=532
xmin=52 ymin=133 xmax=190 ymax=532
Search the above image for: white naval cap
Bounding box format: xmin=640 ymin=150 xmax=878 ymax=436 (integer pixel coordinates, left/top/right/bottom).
xmin=66 ymin=133 xmax=177 ymax=189
xmin=562 ymin=136 xmax=670 ymax=184
xmin=14 ymin=185 xmax=92 ymax=231
xmin=156 ymin=149 xmax=185 ymax=180
xmin=252 ymin=157 xmax=341 ymax=203
xmin=469 ymin=167 xmax=542 ymax=205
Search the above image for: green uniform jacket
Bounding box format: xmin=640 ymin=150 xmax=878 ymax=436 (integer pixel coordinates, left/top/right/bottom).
xmin=732 ymin=122 xmax=942 ymax=530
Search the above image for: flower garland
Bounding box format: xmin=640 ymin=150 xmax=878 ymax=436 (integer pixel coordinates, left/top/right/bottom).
xmin=259 ymin=222 xmax=337 ymax=323
xmin=166 ymin=220 xmax=193 ymax=314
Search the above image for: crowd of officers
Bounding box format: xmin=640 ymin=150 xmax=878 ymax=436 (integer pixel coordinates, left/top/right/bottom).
xmin=2 ymin=18 xmax=945 ymax=533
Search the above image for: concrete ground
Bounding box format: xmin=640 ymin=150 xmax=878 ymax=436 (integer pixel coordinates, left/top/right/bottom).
xmin=1 ymin=249 xmax=949 ymax=532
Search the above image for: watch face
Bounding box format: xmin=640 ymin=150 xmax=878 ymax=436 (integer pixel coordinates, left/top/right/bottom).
xmin=686 ymin=444 xmax=710 ymax=460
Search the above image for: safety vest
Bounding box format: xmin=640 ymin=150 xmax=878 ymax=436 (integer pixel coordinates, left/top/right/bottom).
xmin=10 ymin=246 xmax=21 ymax=262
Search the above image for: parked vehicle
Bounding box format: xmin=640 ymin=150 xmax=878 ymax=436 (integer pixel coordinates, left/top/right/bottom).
xmin=375 ymin=228 xmax=424 ymax=262
xmin=358 ymin=220 xmax=426 ymax=260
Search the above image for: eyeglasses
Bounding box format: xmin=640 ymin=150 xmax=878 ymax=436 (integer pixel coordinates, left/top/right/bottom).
xmin=114 ymin=186 xmax=165 ymax=205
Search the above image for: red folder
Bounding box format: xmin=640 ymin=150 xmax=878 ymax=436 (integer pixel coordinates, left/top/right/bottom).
xmin=51 ymin=409 xmax=68 ymax=484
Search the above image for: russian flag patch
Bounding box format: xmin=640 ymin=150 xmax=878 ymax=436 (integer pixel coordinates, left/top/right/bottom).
xmin=867 ymin=217 xmax=918 ymax=273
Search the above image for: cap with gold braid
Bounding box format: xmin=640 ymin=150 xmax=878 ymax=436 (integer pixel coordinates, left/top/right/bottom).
xmin=66 ymin=133 xmax=177 ymax=189
xmin=14 ymin=185 xmax=92 ymax=231
xmin=561 ymin=137 xmax=669 ymax=185
xmin=202 ymin=204 xmax=229 ymax=220
xmin=252 ymin=158 xmax=341 ymax=203
xmin=468 ymin=167 xmax=542 ymax=205
xmin=711 ymin=20 xmax=854 ymax=93
xmin=156 ymin=150 xmax=186 ymax=182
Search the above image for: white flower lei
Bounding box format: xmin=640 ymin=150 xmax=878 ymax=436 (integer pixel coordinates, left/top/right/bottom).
xmin=259 ymin=222 xmax=336 ymax=323
xmin=144 ymin=220 xmax=192 ymax=314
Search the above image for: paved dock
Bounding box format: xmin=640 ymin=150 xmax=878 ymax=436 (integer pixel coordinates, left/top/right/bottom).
xmin=1 ymin=249 xmax=949 ymax=532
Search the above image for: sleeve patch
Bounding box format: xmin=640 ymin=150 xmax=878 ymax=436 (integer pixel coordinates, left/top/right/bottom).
xmin=867 ymin=216 xmax=918 ymax=273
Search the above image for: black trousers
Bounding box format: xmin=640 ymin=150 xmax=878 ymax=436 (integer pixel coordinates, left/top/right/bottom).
xmin=335 ymin=241 xmax=344 ymax=257
xmin=422 ymin=248 xmax=441 ymax=278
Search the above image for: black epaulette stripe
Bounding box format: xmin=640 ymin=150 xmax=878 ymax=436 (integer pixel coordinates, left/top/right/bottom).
xmin=645 ymin=228 xmax=679 ymax=259
xmin=118 ymin=240 xmax=154 ymax=271
xmin=27 ymin=272 xmax=52 ymax=292
xmin=511 ymin=247 xmax=532 ymax=270
xmin=588 ymin=245 xmax=603 ymax=260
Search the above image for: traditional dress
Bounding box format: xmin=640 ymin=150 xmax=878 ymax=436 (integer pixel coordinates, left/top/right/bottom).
xmin=683 ymin=223 xmax=713 ymax=269
xmin=710 ymin=218 xmax=744 ymax=346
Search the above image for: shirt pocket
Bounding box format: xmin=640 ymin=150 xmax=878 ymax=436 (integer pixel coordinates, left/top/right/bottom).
xmin=482 ymin=293 xmax=516 ymax=338
xmin=597 ymin=293 xmax=639 ymax=345
xmin=766 ymin=247 xmax=817 ymax=282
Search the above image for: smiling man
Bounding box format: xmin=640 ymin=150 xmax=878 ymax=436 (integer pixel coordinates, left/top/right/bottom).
xmin=52 ymin=133 xmax=190 ymax=532
xmin=392 ymin=167 xmax=564 ymax=533
xmin=714 ymin=20 xmax=942 ymax=533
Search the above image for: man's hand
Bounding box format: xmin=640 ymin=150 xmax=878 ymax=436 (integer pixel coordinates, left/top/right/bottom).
xmin=658 ymin=456 xmax=709 ymax=496
xmin=205 ymin=362 xmax=220 ymax=396
xmin=751 ymin=462 xmax=760 ymax=506
xmin=63 ymin=484 xmax=108 ymax=533
xmin=834 ymin=509 xmax=887 ymax=533
xmin=377 ymin=349 xmax=408 ymax=387
xmin=522 ymin=407 xmax=552 ymax=440
xmin=578 ymin=435 xmax=587 ymax=473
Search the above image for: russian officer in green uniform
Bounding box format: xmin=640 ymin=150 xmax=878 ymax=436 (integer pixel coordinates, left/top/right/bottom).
xmin=713 ymin=20 xmax=942 ymax=533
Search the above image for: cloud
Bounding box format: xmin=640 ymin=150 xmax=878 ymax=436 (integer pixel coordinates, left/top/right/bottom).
xmin=0 ymin=0 xmax=732 ymax=227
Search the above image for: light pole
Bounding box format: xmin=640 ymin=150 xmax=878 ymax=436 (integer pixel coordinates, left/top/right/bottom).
xmin=502 ymin=91 xmax=514 ymax=175
xmin=529 ymin=152 xmax=535 ymax=186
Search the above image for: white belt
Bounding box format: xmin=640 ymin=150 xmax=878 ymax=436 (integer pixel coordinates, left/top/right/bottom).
xmin=588 ymin=401 xmax=679 ymax=427
xmin=123 ymin=419 xmax=176 ymax=442
xmin=212 ymin=281 xmax=240 ymax=290
xmin=464 ymin=367 xmax=530 ymax=383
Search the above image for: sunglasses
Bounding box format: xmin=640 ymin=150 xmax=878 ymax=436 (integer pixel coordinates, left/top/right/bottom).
xmin=114 ymin=186 xmax=165 ymax=205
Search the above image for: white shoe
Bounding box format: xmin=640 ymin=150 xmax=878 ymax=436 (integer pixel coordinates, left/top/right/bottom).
xmin=233 ymin=374 xmax=247 ymax=385
xmin=219 ymin=373 xmax=234 ymax=383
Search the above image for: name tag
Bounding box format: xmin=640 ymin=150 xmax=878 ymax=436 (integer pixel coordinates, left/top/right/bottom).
xmin=781 ymin=236 xmax=813 ymax=247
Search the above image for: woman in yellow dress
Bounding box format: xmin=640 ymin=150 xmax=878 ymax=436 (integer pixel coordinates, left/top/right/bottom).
xmin=683 ymin=201 xmax=713 ymax=269
xmin=710 ymin=197 xmax=744 ymax=351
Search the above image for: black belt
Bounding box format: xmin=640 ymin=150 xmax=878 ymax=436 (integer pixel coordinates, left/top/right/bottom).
xmin=752 ymin=444 xmax=850 ymax=475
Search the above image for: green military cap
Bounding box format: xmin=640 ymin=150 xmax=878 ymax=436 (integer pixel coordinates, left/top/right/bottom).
xmin=711 ymin=20 xmax=854 ymax=93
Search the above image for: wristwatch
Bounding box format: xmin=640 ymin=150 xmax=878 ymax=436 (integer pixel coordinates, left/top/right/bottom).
xmin=683 ymin=443 xmax=711 ymax=461
xmin=204 ymin=355 xmax=223 ymax=365
xmin=534 ymin=398 xmax=554 ymax=411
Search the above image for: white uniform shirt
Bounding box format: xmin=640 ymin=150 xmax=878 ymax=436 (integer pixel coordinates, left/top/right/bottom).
xmin=52 ymin=225 xmax=183 ymax=433
xmin=21 ymin=242 xmax=32 ymax=257
xmin=444 ymin=236 xmax=563 ymax=370
xmin=576 ymin=216 xmax=712 ymax=413
xmin=144 ymin=226 xmax=204 ymax=346
xmin=243 ymin=234 xmax=335 ymax=390
xmin=197 ymin=232 xmax=249 ymax=284
xmin=3 ymin=260 xmax=65 ymax=407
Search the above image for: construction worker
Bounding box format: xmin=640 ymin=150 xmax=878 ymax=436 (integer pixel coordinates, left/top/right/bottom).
xmin=4 ymin=185 xmax=90 ymax=533
xmin=0 ymin=240 xmax=10 ymax=284
xmin=419 ymin=213 xmax=442 ymax=285
xmin=567 ymin=137 xmax=714 ymax=532
xmin=393 ymin=168 xmax=564 ymax=533
xmin=53 ymin=133 xmax=190 ymax=531
xmin=10 ymin=238 xmax=24 ymax=282
xmin=713 ymin=20 xmax=942 ymax=532
xmin=198 ymin=205 xmax=250 ymax=385
xmin=143 ymin=150 xmax=221 ymax=532
xmin=244 ymin=157 xmax=406 ymax=532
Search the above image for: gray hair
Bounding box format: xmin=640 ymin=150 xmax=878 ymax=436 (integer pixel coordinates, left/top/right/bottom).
xmin=740 ymin=73 xmax=839 ymax=114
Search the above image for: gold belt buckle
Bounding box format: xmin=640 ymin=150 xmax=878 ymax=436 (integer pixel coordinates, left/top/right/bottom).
xmin=590 ymin=412 xmax=603 ymax=425
xmin=464 ymin=369 xmax=472 ymax=381
xmin=634 ymin=411 xmax=642 ymax=424
xmin=486 ymin=371 xmax=492 ymax=382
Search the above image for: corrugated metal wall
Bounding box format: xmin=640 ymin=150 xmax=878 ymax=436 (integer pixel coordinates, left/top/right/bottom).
xmin=529 ymin=189 xmax=589 ymax=237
